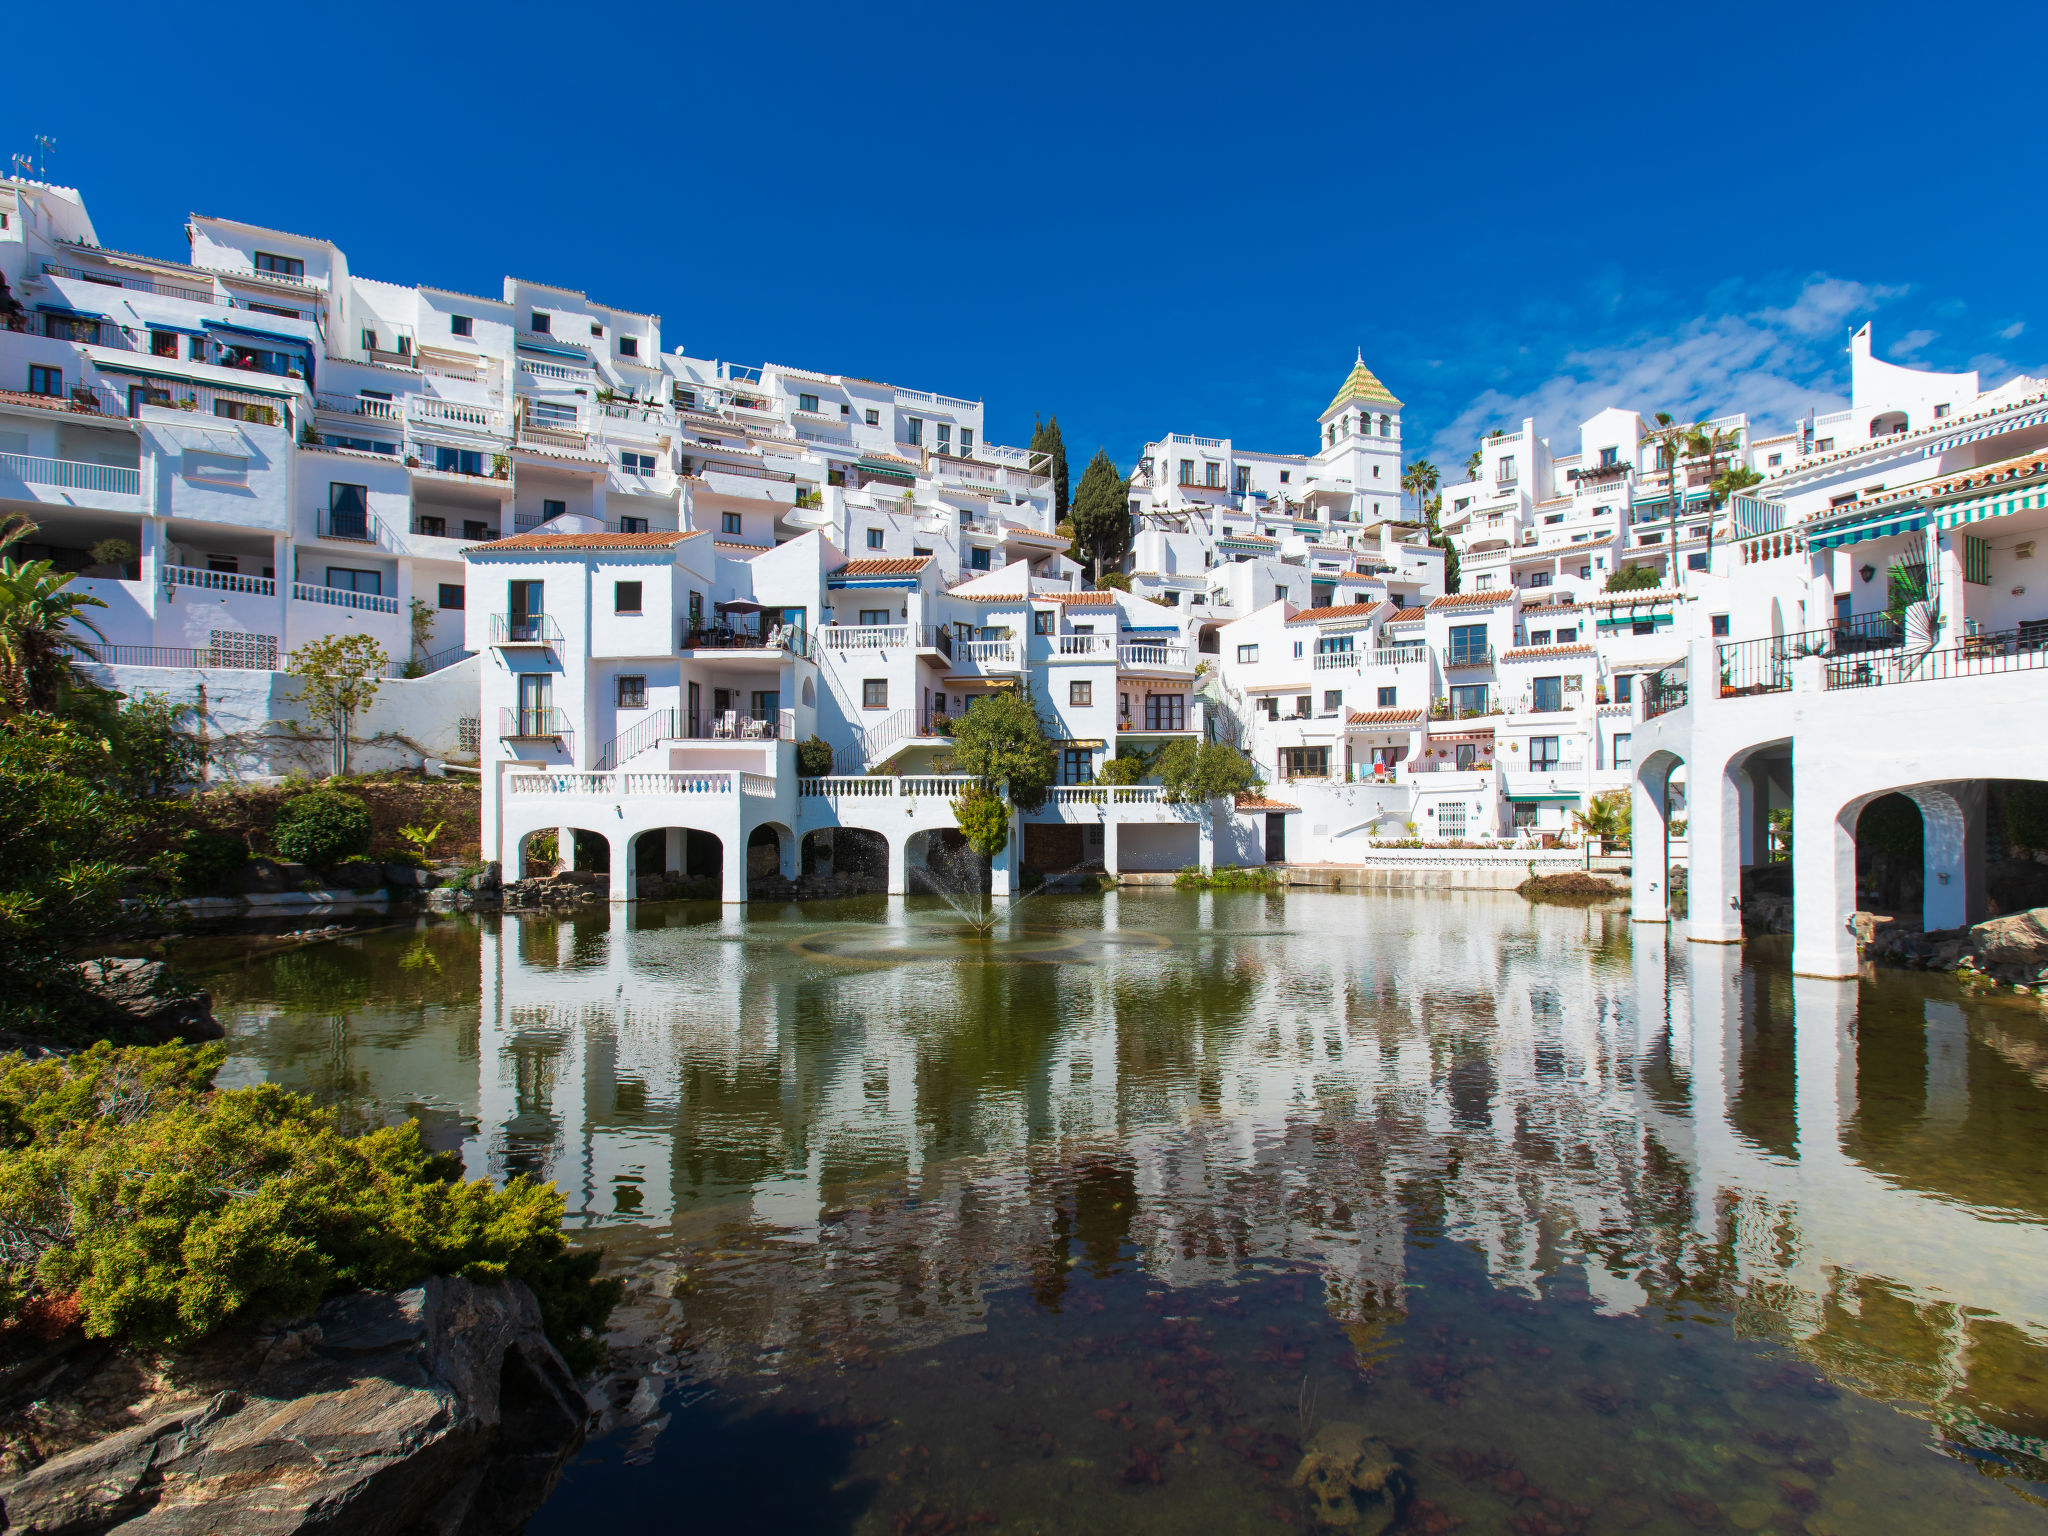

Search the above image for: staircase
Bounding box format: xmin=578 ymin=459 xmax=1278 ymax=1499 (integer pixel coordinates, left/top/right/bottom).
xmin=594 ymin=709 xmax=679 ymax=772
xmin=834 ymin=707 xmax=919 ymax=774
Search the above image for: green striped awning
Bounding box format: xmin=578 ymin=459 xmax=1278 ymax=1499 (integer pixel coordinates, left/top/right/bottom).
xmin=1505 ymin=790 xmax=1580 ymax=802
xmin=1934 ymin=487 xmax=2048 ymax=531
xmin=1807 ymin=510 xmax=1928 ymax=549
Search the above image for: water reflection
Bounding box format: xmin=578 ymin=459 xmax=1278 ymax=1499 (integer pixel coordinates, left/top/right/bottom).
xmin=204 ymin=891 xmax=2048 ymax=1530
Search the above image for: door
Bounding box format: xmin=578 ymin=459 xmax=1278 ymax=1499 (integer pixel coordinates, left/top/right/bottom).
xmin=508 ymin=580 xmax=543 ymax=642
xmin=688 ymin=681 xmax=702 ymax=738
xmin=516 ymin=673 xmax=551 ymax=736
xmin=1266 ymin=812 xmax=1286 ymax=863
xmin=751 ymin=689 xmax=779 ymax=724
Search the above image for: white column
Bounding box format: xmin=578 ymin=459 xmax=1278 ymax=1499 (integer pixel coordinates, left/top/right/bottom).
xmin=1103 ymin=815 xmax=1120 ymax=878
xmin=608 ymin=829 xmax=633 ymax=903
xmin=990 ymin=817 xmax=1016 ymax=897
xmin=1630 ymin=760 xmax=1670 ymax=924
xmin=558 ymin=825 xmax=577 ymax=871
xmin=722 ymin=831 xmax=747 ymax=903
xmin=1686 ymin=748 xmax=1742 ymax=944
xmin=1911 ymin=781 xmax=1987 ymax=933
xmin=1198 ymin=803 xmax=1216 ymax=874
xmin=886 ymin=835 xmax=908 ymax=896
xmin=1934 ymin=527 xmax=1966 ymax=641
xmin=1791 ymin=792 xmax=1860 ymax=979
xmin=664 ymin=826 xmax=684 ymax=875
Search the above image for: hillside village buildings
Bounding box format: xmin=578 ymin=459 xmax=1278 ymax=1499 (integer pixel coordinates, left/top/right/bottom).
xmin=8 ymin=173 xmax=2047 ymax=952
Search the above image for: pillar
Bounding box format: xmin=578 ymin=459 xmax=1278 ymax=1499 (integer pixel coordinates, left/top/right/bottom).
xmin=778 ymin=827 xmax=798 ymax=881
xmin=1631 ymin=760 xmax=1671 ymax=924
xmin=1910 ymin=782 xmax=1986 ymax=934
xmin=1736 ymin=761 xmax=1757 ymax=867
xmin=1686 ymin=750 xmax=1743 ymax=944
xmin=607 ymin=830 xmax=633 ymax=903
xmin=990 ymin=819 xmax=1015 ymax=897
xmin=886 ymin=835 xmax=908 ymax=896
xmin=665 ymin=826 xmax=684 ymax=875
xmin=1198 ymin=805 xmax=1215 ymax=875
xmin=1791 ymin=793 xmax=1860 ymax=979
xmin=1103 ymin=815 xmax=1120 ymax=878
xmin=722 ymin=836 xmax=746 ymax=903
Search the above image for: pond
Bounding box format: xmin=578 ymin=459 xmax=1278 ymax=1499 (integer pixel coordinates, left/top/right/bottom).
xmin=188 ymin=891 xmax=2048 ymax=1535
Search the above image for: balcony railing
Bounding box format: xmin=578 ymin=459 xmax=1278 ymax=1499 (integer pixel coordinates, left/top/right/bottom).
xmin=1375 ymin=644 xmax=1429 ymax=666
xmin=316 ymin=393 xmax=402 ymax=423
xmin=1053 ymin=633 xmax=1115 ymax=658
xmin=1643 ymin=668 xmax=1688 ymax=719
xmin=957 ymin=639 xmax=1020 ymax=668
xmin=43 ymin=262 xmax=219 ymax=306
xmin=921 ymin=625 xmax=955 ymax=659
xmin=0 ymin=452 xmax=140 ymax=497
xmin=1443 ymin=647 xmax=1495 ymax=669
xmin=295 ymin=582 xmax=400 ymax=615
xmin=491 ymin=612 xmax=563 ymax=646
xmin=1311 ymin=650 xmax=1360 ymax=671
xmin=1118 ymin=642 xmax=1190 ymax=669
xmin=594 ymin=708 xmax=797 ymax=769
xmin=798 ymin=775 xmax=977 ymax=799
xmin=1717 ymin=615 xmax=1904 ymax=696
xmin=506 ymin=768 xmax=788 ymax=798
xmin=166 ymin=565 xmax=275 ymax=597
xmin=822 ymin=624 xmax=910 ymax=649
xmin=681 ymin=624 xmax=813 ymax=661
xmin=318 ymin=509 xmax=375 ymax=543
xmin=500 ymin=706 xmax=573 ymax=740
xmin=1825 ymin=626 xmax=2048 ymax=691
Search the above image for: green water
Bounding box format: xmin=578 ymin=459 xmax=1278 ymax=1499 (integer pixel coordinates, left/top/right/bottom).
xmin=186 ymin=891 xmax=2048 ymax=1534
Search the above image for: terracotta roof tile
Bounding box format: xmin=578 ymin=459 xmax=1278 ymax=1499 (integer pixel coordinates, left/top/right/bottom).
xmin=1427 ymin=590 xmax=1516 ymax=609
xmin=1501 ymin=644 xmax=1596 ymax=661
xmin=835 ymin=556 xmax=933 ymax=577
xmin=1346 ymin=708 xmax=1425 ymax=726
xmin=469 ymin=530 xmax=697 ymax=552
xmin=1235 ymin=794 xmax=1300 ymax=812
xmin=1050 ymin=591 xmax=1117 ymax=606
xmin=1385 ymin=607 xmax=1428 ymax=624
xmin=1285 ymin=600 xmax=1388 ymax=625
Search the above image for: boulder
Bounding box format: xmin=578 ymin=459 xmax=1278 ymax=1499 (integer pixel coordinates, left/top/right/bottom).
xmin=467 ymin=863 xmax=502 ymax=894
xmin=241 ymin=859 xmax=309 ymax=896
xmin=326 ymin=860 xmax=385 ymax=893
xmin=1289 ymin=1422 xmax=1404 ymax=1531
xmin=1971 ymin=906 xmax=2048 ymax=966
xmin=73 ymin=959 xmax=224 ymax=1044
xmin=381 ymin=863 xmax=428 ymax=890
xmin=0 ymin=1278 xmax=585 ymax=1536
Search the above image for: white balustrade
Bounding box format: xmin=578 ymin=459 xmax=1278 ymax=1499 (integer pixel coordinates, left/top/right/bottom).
xmin=294 ymin=582 xmax=400 ymax=615
xmin=799 ymin=776 xmax=896 ymax=798
xmin=507 ymin=771 xmax=615 ymax=796
xmin=1117 ymin=643 xmax=1190 ymax=669
xmin=740 ymin=772 xmax=778 ymax=798
xmin=959 ymin=640 xmax=1019 ymax=667
xmin=822 ymin=625 xmax=909 ymax=649
xmin=168 ymin=565 xmax=276 ymax=597
xmin=901 ymin=776 xmax=973 ymax=798
xmin=1057 ymin=634 xmax=1114 ymax=657
xmin=1311 ymin=651 xmax=1360 ymax=671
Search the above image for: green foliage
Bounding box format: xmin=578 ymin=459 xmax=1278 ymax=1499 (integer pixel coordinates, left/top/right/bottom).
xmin=796 ymin=735 xmax=835 ymax=778
xmin=1571 ymin=790 xmax=1631 ymax=846
xmin=1068 ymin=448 xmax=1132 ymax=578
xmin=1857 ymin=793 xmax=1923 ymax=857
xmin=89 ymin=538 xmax=137 ymax=571
xmin=1605 ymin=564 xmax=1663 ymax=592
xmin=1095 ymin=570 xmax=1131 ymax=592
xmin=2005 ymin=781 xmax=2048 ymax=853
xmin=1767 ymin=806 xmax=1793 ymax=861
xmin=1173 ymin=864 xmax=1278 ymax=890
xmin=1029 ymin=414 xmax=1070 ymax=517
xmin=948 ymin=688 xmax=1057 ymax=813
xmin=951 ymin=782 xmax=1010 ymax=857
xmin=287 ymin=634 xmax=388 ymax=776
xmin=1712 ymin=464 xmax=1764 ymax=503
xmin=1154 ymin=740 xmax=1262 ymax=806
xmin=1099 ymin=747 xmax=1156 ymax=786
xmin=272 ymin=788 xmax=374 ymax=868
xmin=175 ymin=830 xmax=247 ymax=894
xmin=0 ymin=553 xmax=109 ymax=713
xmin=0 ymin=1043 xmax=619 ymax=1370
xmin=397 ymin=821 xmax=444 ymax=862
xmin=109 ymin=692 xmax=206 ymax=800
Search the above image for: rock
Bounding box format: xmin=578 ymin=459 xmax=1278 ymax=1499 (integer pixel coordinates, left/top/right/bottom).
xmin=468 ymin=862 xmax=502 ymax=894
xmin=382 ymin=863 xmax=428 ymax=890
xmin=1971 ymin=906 xmax=2048 ymax=966
xmin=1289 ymin=1422 xmax=1403 ymax=1531
xmin=0 ymin=1278 xmax=585 ymax=1536
xmin=241 ymin=859 xmax=309 ymax=895
xmin=73 ymin=959 xmax=224 ymax=1044
xmin=1849 ymin=911 xmax=1893 ymax=944
xmin=326 ymin=860 xmax=385 ymax=892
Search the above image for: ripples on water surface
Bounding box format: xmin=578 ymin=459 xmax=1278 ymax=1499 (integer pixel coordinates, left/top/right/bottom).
xmin=196 ymin=890 xmax=2048 ymax=1534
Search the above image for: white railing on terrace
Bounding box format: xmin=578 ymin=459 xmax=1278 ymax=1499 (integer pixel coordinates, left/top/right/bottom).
xmin=43 ymin=262 xmax=218 ymax=306
xmin=1167 ymin=433 xmax=1224 ymax=447
xmin=519 ymin=357 xmax=595 ymax=383
xmin=1049 ymin=785 xmax=1167 ymax=805
xmin=958 ymin=639 xmax=1020 ymax=668
xmin=1119 ymin=642 xmax=1189 ymax=669
xmin=509 ymin=769 xmax=768 ymax=798
xmin=413 ymin=396 xmax=505 ymax=433
xmin=166 ymin=565 xmax=274 ymax=597
xmin=1375 ymin=644 xmax=1429 ymax=665
xmin=0 ymin=453 xmax=140 ymax=496
xmin=295 ymin=582 xmax=399 ymax=615
xmin=798 ymin=775 xmax=975 ymax=799
xmin=1054 ymin=633 xmax=1115 ymax=657
xmin=317 ymin=393 xmax=400 ymax=422
xmin=1311 ymin=651 xmax=1360 ymax=671
xmin=822 ymin=625 xmax=910 ymax=649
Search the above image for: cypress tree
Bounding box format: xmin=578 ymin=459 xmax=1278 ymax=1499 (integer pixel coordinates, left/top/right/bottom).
xmin=1069 ymin=448 xmax=1131 ymax=580
xmin=1031 ymin=414 xmax=1070 ymax=517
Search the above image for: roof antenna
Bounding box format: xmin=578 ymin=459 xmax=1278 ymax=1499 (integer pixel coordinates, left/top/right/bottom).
xmin=32 ymin=135 xmax=55 ymax=180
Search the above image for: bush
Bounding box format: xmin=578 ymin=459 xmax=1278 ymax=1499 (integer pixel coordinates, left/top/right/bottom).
xmin=272 ymin=789 xmax=373 ymax=867
xmin=175 ymin=830 xmax=246 ymax=893
xmin=1095 ymin=570 xmax=1131 ymax=592
xmin=952 ymin=783 xmax=1010 ymax=857
xmin=796 ymin=735 xmax=835 ymax=778
xmin=1173 ymin=864 xmax=1278 ymax=890
xmin=0 ymin=1042 xmax=620 ymax=1371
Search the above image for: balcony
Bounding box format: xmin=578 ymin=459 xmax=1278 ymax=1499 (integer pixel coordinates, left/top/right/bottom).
xmin=955 ymin=639 xmax=1021 ymax=670
xmin=1310 ymin=650 xmax=1360 ymax=672
xmin=0 ymin=451 xmax=140 ymax=499
xmin=1119 ymin=641 xmax=1191 ymax=670
xmin=165 ymin=565 xmax=275 ymax=598
xmin=295 ymin=582 xmax=400 ymax=616
xmin=822 ymin=624 xmax=911 ymax=650
xmin=318 ymin=509 xmax=375 ymax=543
xmin=1050 ymin=633 xmax=1115 ymax=659
xmin=594 ymin=707 xmax=797 ymax=770
xmin=491 ymin=612 xmax=563 ymax=647
xmin=500 ymin=707 xmax=574 ymax=744
xmin=1374 ymin=644 xmax=1429 ymax=666
xmin=681 ymin=623 xmax=813 ymax=661
xmin=1443 ymin=647 xmax=1495 ymax=669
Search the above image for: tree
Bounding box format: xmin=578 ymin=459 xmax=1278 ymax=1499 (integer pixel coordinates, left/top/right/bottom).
xmin=0 ymin=556 xmax=108 ymax=713
xmin=951 ymin=782 xmax=1011 ymax=857
xmin=1605 ymin=564 xmax=1663 ymax=592
xmin=1030 ymin=414 xmax=1070 ymax=518
xmin=948 ymin=688 xmax=1057 ymax=812
xmin=1401 ymin=459 xmax=1439 ymax=516
xmin=1572 ymin=790 xmax=1631 ymax=848
xmin=1096 ymin=570 xmax=1131 ymax=592
xmin=287 ymin=634 xmax=388 ymax=776
xmin=1155 ymin=740 xmax=1262 ymax=805
xmin=1428 ymin=493 xmax=1459 ymax=593
xmin=1640 ymin=412 xmax=1690 ymax=583
xmin=1068 ymin=448 xmax=1132 ymax=579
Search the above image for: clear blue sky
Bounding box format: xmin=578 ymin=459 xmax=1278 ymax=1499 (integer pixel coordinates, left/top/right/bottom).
xmin=9 ymin=0 xmax=2044 ymax=479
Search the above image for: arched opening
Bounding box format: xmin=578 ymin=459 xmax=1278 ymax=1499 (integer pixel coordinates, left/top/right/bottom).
xmin=517 ymin=827 xmax=608 ymax=880
xmin=746 ymin=823 xmax=788 ymax=886
xmin=794 ymin=827 xmax=889 ymax=896
xmin=1868 ymin=411 xmax=1909 ymax=438
xmin=909 ymin=827 xmax=985 ymax=896
xmin=800 ymin=676 xmax=816 ymax=707
xmin=1856 ymin=793 xmax=1924 ymax=916
xmin=623 ymin=828 xmax=723 ymax=901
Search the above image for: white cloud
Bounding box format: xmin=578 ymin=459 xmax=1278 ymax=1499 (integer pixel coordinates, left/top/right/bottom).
xmin=1423 ymin=275 xmax=1910 ymax=465
xmin=2000 ymin=320 xmax=2026 ymax=341
xmin=1888 ymin=329 xmax=1937 ymax=361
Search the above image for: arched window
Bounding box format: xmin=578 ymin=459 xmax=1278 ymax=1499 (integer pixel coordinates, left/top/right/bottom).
xmin=1378 ymin=414 xmax=1391 ymax=436
xmin=1869 ymin=411 xmax=1908 ymax=438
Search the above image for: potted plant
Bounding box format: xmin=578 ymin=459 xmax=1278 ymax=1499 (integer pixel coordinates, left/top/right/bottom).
xmin=491 ymin=452 xmax=510 ymax=479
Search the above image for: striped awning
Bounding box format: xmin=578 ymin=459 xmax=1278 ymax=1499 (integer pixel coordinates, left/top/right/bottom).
xmin=1924 ymin=406 xmax=2048 ymax=455
xmin=1505 ymin=790 xmax=1580 ymax=802
xmin=1807 ymin=509 xmax=1928 ymax=549
xmin=1933 ymin=486 xmax=2048 ymax=531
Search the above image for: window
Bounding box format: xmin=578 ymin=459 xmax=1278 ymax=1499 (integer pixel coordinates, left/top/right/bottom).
xmin=1455 ymin=744 xmax=1478 ymax=771
xmin=1528 ymin=630 xmax=1552 ymax=646
xmin=862 ymin=679 xmax=888 ymax=709
xmin=1528 ymin=571 xmax=1553 ymax=588
xmin=1280 ymin=471 xmax=1290 ymax=484
xmin=27 ymin=365 xmax=60 ymax=397
xmin=1532 ymin=676 xmax=1563 ymax=712
xmin=1513 ymin=802 xmax=1540 ymax=830
xmin=1530 ymin=736 xmax=1560 ymax=770
xmin=1070 ymin=680 xmax=1092 ymax=707
xmin=150 ymin=329 xmax=177 ymax=357
xmin=752 ymin=689 xmax=779 ymax=722
xmin=618 ymin=336 xmax=638 ymax=358
xmin=327 ymin=483 xmax=369 ymax=539
xmin=859 ymin=609 xmax=891 ymax=626
xmin=865 ymin=408 xmax=880 ymax=426
xmin=1688 ymin=552 xmax=1709 ymax=570
xmin=463 ymin=520 xmax=489 ymax=541
xmin=1497 ymin=454 xmax=1517 ymax=482
xmin=863 ymin=528 xmax=885 ymax=551
xmin=1237 ymin=644 xmax=1259 ymax=664
xmin=1323 ymin=689 xmax=1343 ymax=715
xmin=451 ymin=314 xmax=473 ymax=337
xmin=1447 ymin=623 xmax=1488 ymax=665
xmin=722 ymin=512 xmax=744 ymax=535
xmin=1450 ymin=684 xmax=1489 ymax=716
xmin=936 ymin=424 xmax=951 ymax=455
xmin=970 ymin=547 xmax=990 ymax=570
xmin=621 ymin=451 xmax=656 ymax=475
xmin=253 ymin=252 xmax=304 ymax=278
xmin=616 ymin=675 xmax=647 ymax=709
xmin=438 ymin=583 xmax=464 ymax=609
xmin=1438 ymin=803 xmax=1467 ymax=838
xmin=905 ymin=416 xmax=923 ymax=446
xmin=913 ymin=545 xmax=932 ymax=558
xmin=1276 ymin=586 xmax=1289 ymax=605
xmin=1144 ymin=693 xmax=1186 ymax=730
xmin=1293 ymin=641 xmax=1304 ymax=658
xmin=544 ymin=499 xmax=567 ymax=521
xmin=1033 ymin=611 xmax=1053 ymax=634
xmin=1179 ymin=459 xmax=1194 ymax=484
xmin=189 ymin=335 xmax=207 ymax=361
xmin=361 ymin=327 xmax=378 ymax=352
xmin=1934 ymin=402 xmax=1951 ymax=419
xmin=1632 ymin=620 xmax=1655 ymax=637
xmin=1614 ymin=674 xmax=1633 ymax=703
xmin=590 ymin=322 xmax=604 ymax=337
xmin=799 ymin=393 xmax=819 ymax=414
xmin=1766 ymin=452 xmax=1782 ymax=468
xmin=1598 ymin=446 xmax=1618 ymax=467
xmin=1710 ymin=613 xmax=1731 ymax=637
xmin=1556 ymin=627 xmax=1576 ymax=643
xmin=529 ymin=311 xmax=551 ymax=333
xmin=618 ymin=515 xmax=649 ymax=534
xmin=960 ymin=428 xmax=973 ymax=456
xmin=1205 ymin=462 xmax=1221 ymax=488
xmin=1814 ymin=438 xmax=1834 ymax=453
xmin=615 ymin=581 xmax=643 ymax=614
xmin=1613 ymin=733 xmax=1632 ymax=768
xmin=325 ymin=567 xmax=382 ymax=594
xmin=436 ymin=446 xmax=484 ymax=477
xmin=1061 ymin=749 xmax=1093 ymax=786
xmin=1278 ymin=746 xmax=1329 ymax=780
xmin=1294 ymin=694 xmax=1313 ymax=718
xmin=416 ymin=514 xmax=447 ymax=538
xmin=1377 ymin=686 xmax=1396 ymax=708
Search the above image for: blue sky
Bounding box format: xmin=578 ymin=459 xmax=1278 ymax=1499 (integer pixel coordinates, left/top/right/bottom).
xmin=9 ymin=0 xmax=2044 ymax=481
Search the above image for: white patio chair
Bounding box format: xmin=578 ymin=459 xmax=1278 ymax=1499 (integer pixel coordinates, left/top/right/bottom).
xmin=712 ymin=710 xmax=737 ymax=739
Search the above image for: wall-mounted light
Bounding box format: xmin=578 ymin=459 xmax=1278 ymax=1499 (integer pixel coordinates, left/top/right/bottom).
xmin=159 ymin=568 xmax=176 ymax=604
xmin=1859 ymin=564 xmax=1876 ymax=584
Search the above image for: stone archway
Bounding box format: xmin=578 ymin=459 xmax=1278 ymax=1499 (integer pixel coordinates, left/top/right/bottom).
xmin=799 ymin=827 xmax=890 ymax=895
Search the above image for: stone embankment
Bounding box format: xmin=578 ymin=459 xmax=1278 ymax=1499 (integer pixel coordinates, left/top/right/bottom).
xmin=1 ymin=960 xmax=227 ymax=1060
xmin=1745 ymin=889 xmax=2048 ymax=991
xmin=0 ymin=1278 xmax=584 ymax=1535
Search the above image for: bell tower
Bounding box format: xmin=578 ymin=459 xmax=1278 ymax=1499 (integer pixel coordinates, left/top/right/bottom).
xmin=1314 ymin=351 xmax=1404 ymax=524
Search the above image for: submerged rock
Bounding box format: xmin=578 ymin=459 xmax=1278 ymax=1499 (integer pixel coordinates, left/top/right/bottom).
xmin=0 ymin=1276 xmax=584 ymax=1535
xmin=1289 ymin=1422 xmax=1403 ymax=1531
xmin=73 ymin=958 xmax=224 ymax=1045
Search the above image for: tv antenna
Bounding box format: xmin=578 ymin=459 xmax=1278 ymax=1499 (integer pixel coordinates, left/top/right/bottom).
xmin=33 ymin=136 xmax=56 ymax=179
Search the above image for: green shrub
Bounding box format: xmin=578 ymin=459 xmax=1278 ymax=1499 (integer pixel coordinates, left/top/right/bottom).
xmin=0 ymin=1042 xmax=620 ymax=1372
xmin=796 ymin=735 xmax=835 ymax=778
xmin=1173 ymin=864 xmax=1279 ymax=890
xmin=175 ymin=830 xmax=247 ymax=893
xmin=952 ymin=783 xmax=1010 ymax=856
xmin=272 ymin=789 xmax=373 ymax=867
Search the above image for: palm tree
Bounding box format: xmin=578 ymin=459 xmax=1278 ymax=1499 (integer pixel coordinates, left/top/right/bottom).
xmin=1572 ymin=790 xmax=1631 ymax=849
xmin=0 ymin=556 xmax=108 ymax=712
xmin=1639 ymin=413 xmax=1689 ymax=585
xmin=1401 ymin=459 xmax=1439 ymax=519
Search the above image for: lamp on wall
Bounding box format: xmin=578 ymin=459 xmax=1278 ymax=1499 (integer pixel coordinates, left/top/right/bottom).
xmin=1859 ymin=564 xmax=1876 ymax=584
xmin=159 ymin=567 xmax=176 ymax=604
